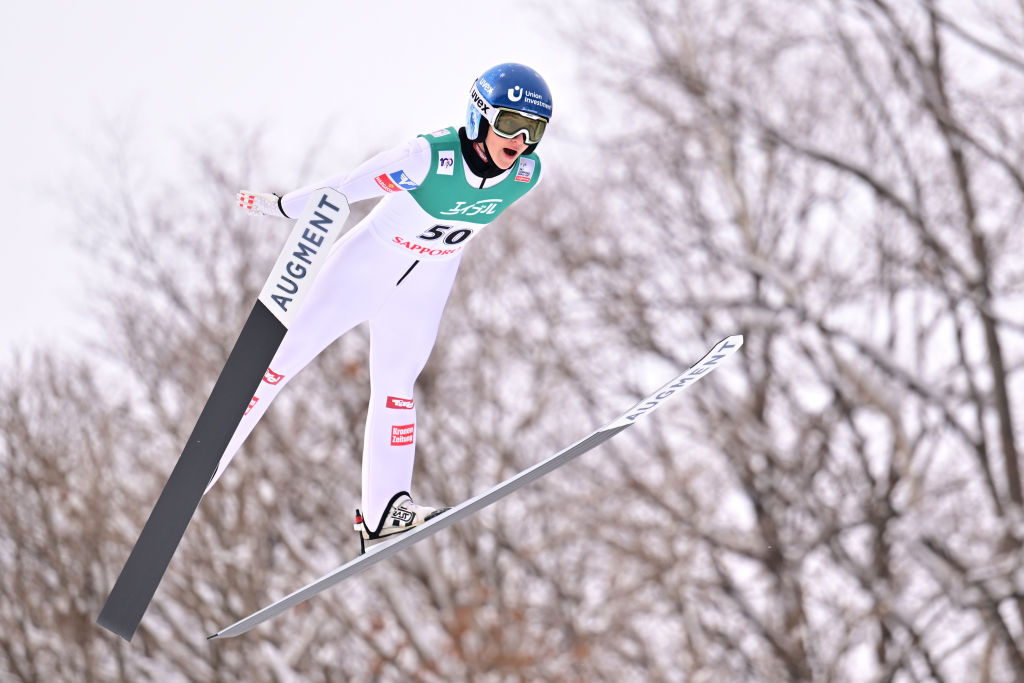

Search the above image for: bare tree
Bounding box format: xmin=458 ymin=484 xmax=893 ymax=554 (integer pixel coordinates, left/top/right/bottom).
xmin=550 ymin=0 xmax=1024 ymax=680
xmin=2 ymin=123 xmax=702 ymax=680
xmin=4 ymin=2 xmax=1023 ymax=680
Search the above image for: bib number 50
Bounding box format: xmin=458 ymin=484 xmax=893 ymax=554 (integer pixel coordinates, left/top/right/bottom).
xmin=417 ymin=224 xmax=474 ymax=245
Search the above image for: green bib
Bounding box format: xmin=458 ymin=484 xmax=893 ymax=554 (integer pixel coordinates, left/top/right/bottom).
xmin=408 ymin=127 xmax=541 ymax=224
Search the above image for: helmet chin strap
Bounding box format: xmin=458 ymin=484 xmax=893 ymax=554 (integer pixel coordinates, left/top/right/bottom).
xmin=472 ymin=140 xmax=492 ymax=164
xmin=471 ymin=118 xmax=494 ymax=163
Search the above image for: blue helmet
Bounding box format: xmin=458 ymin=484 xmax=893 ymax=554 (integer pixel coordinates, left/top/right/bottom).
xmin=466 ymin=63 xmax=553 ymax=153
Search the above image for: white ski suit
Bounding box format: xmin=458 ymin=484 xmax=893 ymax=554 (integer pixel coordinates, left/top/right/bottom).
xmin=207 ymin=127 xmax=542 ymax=529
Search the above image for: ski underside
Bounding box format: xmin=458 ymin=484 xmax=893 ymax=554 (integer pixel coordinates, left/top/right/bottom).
xmin=97 ymin=190 xmax=349 ymax=641
xmin=208 ymin=334 xmax=743 ymax=639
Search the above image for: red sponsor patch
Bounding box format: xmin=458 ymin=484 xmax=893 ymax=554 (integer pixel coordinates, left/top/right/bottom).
xmin=390 ymin=423 xmax=415 ymax=446
xmin=374 ymin=173 xmax=402 ymax=193
xmin=245 ymin=397 xmax=259 ymax=416
xmin=263 ymin=368 xmax=285 ymax=385
xmin=386 ymin=396 xmax=415 ymax=410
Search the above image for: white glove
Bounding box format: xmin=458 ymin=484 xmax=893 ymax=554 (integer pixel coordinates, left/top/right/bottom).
xmin=237 ymin=191 xmax=288 ymax=218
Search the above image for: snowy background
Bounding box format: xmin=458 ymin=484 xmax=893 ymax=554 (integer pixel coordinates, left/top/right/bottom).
xmin=2 ymin=1 xmax=1024 ymax=682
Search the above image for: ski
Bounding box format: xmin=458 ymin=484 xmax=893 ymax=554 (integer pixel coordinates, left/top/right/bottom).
xmin=208 ymin=334 xmax=743 ymax=640
xmin=97 ymin=189 xmax=349 ymax=642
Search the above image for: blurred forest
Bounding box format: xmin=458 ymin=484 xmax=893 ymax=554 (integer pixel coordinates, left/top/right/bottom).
xmin=3 ymin=0 xmax=1023 ymax=681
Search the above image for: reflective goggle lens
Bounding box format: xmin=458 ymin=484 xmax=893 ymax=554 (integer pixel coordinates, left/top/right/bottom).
xmin=491 ymin=109 xmax=547 ymax=144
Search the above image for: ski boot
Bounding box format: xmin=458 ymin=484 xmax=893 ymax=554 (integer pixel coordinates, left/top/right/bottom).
xmin=354 ymin=491 xmax=450 ymax=554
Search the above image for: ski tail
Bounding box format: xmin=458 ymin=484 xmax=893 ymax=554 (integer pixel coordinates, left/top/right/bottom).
xmin=96 ymin=189 xmax=349 ymax=641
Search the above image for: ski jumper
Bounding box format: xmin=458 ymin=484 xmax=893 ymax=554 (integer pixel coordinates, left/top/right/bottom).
xmin=206 ymin=127 xmax=543 ymax=529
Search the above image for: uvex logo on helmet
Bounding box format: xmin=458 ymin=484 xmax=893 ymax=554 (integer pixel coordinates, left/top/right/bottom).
xmin=470 ymin=86 xmax=490 ymax=115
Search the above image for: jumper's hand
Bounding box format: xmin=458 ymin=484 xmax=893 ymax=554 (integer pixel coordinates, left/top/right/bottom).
xmin=237 ymin=191 xmax=286 ymax=217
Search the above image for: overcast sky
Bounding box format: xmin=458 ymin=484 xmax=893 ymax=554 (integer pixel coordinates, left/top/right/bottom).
xmin=0 ymin=1 xmax=583 ymax=357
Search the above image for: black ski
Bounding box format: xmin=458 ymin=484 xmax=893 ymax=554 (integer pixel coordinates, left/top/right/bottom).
xmin=208 ymin=334 xmax=743 ymax=639
xmin=97 ymin=189 xmax=349 ymax=641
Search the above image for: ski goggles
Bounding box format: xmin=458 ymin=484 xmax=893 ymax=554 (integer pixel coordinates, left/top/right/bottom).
xmin=489 ymin=108 xmax=548 ymax=145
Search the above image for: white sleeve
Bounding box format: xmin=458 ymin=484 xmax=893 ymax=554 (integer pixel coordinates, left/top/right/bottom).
xmin=279 ymin=136 xmax=432 ymax=218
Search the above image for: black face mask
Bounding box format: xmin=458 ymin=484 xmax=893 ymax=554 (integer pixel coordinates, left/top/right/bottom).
xmin=458 ymin=126 xmax=506 ymax=179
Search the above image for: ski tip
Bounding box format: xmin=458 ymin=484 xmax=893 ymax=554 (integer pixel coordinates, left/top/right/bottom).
xmin=721 ymin=334 xmax=744 ymax=349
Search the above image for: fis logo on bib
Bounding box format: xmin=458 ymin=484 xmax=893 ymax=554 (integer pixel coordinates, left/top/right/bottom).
xmin=515 ymin=158 xmax=535 ymax=183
